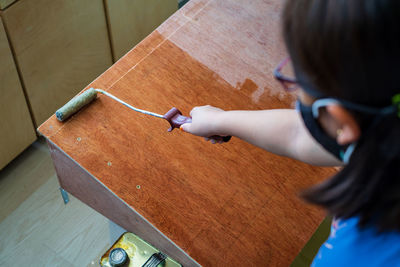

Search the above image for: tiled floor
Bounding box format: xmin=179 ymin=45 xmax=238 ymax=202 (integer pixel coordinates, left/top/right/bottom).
xmin=0 ymin=138 xmax=111 ymax=267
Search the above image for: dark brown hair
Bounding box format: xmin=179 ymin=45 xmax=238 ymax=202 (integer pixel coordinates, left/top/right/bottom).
xmin=283 ymin=0 xmax=400 ymax=231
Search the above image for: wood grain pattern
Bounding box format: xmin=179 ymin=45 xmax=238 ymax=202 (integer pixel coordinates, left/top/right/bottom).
xmin=0 ymin=0 xmax=15 ymax=10
xmin=2 ymin=0 xmax=112 ymax=126
xmin=39 ymin=0 xmax=336 ymax=265
xmin=105 ymin=0 xmax=177 ymax=61
xmin=0 ymin=17 xmax=36 ymax=170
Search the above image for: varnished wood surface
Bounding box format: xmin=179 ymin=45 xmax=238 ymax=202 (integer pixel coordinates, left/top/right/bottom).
xmin=105 ymin=0 xmax=177 ymax=61
xmin=39 ymin=0 xmax=336 ymax=265
xmin=2 ymin=0 xmax=112 ymax=126
xmin=0 ymin=17 xmax=36 ymax=170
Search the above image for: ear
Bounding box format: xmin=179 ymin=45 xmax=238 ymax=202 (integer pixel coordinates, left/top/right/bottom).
xmin=326 ymin=105 xmax=361 ymax=145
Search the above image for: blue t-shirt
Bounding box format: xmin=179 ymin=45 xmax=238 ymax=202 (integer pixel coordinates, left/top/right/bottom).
xmin=312 ymin=217 xmax=400 ymax=266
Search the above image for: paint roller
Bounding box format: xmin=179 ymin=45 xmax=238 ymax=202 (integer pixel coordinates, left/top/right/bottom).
xmin=55 ymin=88 xmax=231 ymax=142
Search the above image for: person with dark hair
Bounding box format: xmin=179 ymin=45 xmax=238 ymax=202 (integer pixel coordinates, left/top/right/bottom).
xmin=180 ymin=0 xmax=400 ymax=265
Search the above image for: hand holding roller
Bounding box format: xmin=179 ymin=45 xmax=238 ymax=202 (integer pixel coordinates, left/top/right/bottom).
xmin=55 ymin=88 xmax=231 ymax=143
xmin=163 ymin=107 xmax=231 ymax=142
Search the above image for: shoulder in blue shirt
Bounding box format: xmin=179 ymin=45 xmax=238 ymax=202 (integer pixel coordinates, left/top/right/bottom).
xmin=312 ymin=217 xmax=400 ymax=266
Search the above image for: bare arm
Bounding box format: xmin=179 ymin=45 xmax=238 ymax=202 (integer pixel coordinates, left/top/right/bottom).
xmin=181 ymin=106 xmax=342 ymax=166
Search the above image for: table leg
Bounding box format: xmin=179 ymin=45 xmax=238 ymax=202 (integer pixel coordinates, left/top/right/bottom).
xmin=59 ymin=187 xmax=69 ymax=204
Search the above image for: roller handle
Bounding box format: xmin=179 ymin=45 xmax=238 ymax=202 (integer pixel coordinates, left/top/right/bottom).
xmin=163 ymin=107 xmax=231 ymax=143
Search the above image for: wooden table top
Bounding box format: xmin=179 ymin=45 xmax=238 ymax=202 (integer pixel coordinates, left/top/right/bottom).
xmin=39 ymin=0 xmax=335 ymax=265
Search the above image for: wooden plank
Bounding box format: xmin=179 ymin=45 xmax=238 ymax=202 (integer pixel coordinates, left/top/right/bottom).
xmin=2 ymin=0 xmax=113 ymax=126
xmin=0 ymin=17 xmax=36 ymax=170
xmin=39 ymin=0 xmax=337 ymax=265
xmin=0 ymin=0 xmax=16 ymax=10
xmin=105 ymin=0 xmax=177 ymax=60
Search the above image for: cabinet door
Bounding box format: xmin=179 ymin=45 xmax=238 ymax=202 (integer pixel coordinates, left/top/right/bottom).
xmin=106 ymin=0 xmax=177 ymax=60
xmin=2 ymin=0 xmax=113 ymax=125
xmin=0 ymin=18 xmax=36 ymax=170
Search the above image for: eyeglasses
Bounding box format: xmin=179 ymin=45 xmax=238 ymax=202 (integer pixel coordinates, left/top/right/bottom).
xmin=274 ymin=58 xmax=398 ymax=118
xmin=273 ymin=57 xmax=300 ymax=92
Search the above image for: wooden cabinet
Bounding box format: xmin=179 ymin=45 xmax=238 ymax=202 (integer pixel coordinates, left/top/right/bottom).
xmin=2 ymin=0 xmax=113 ymax=126
xmin=0 ymin=18 xmax=36 ymax=170
xmin=0 ymin=0 xmax=177 ymax=170
xmin=105 ymin=0 xmax=177 ymax=60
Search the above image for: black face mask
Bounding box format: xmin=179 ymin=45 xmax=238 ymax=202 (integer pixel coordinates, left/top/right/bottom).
xmin=296 ymin=100 xmax=352 ymax=162
xmin=295 ymin=93 xmax=396 ymax=163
